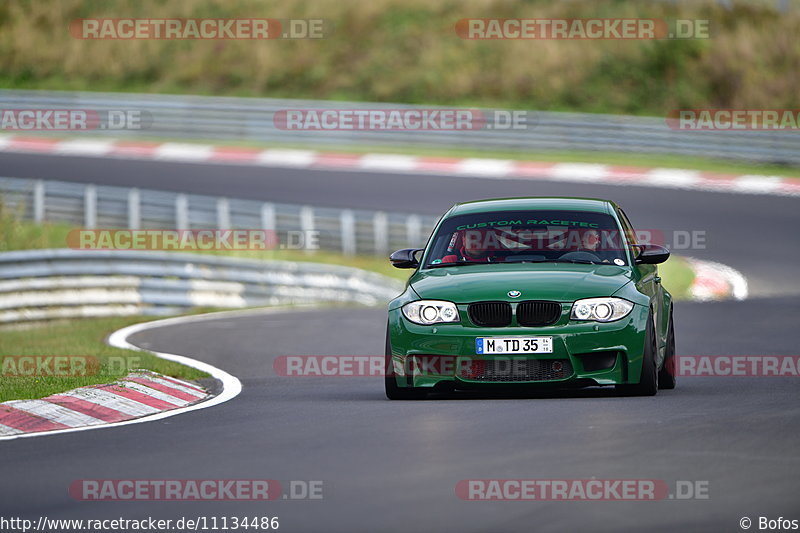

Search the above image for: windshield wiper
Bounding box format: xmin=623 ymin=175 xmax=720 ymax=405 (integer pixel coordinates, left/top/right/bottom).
xmin=426 ymin=260 xmax=489 ymax=268
xmin=505 ymin=258 xmax=601 ymax=265
xmin=549 ymin=259 xmax=600 ymax=265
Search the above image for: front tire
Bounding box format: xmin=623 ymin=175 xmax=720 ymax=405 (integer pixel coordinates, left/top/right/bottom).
xmin=617 ymin=311 xmax=658 ymax=397
xmin=385 ymin=326 xmax=427 ymax=400
xmin=658 ymin=309 xmax=676 ymax=390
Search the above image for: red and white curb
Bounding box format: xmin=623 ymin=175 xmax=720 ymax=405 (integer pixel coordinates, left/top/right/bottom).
xmin=1 ymin=135 xmax=799 ymax=198
xmin=687 ymin=258 xmax=749 ymax=302
xmin=0 ymin=310 xmax=248 ymax=441
xmin=0 ymin=370 xmax=209 ymax=437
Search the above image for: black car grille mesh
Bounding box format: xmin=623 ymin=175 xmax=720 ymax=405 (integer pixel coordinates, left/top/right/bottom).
xmin=516 ymin=301 xmax=562 ymax=326
xmin=468 ymin=302 xmax=512 ymax=327
xmin=459 ymin=359 xmax=573 ymax=382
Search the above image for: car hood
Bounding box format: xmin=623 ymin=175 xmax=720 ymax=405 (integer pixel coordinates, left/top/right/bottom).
xmin=409 ymin=263 xmax=634 ymax=303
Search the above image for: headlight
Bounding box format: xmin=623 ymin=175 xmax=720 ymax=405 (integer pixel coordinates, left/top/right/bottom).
xmin=570 ymin=297 xmax=634 ymax=322
xmin=402 ymin=300 xmax=460 ymax=325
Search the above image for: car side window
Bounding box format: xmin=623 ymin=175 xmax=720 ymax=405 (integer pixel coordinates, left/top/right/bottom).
xmin=617 ymin=209 xmax=640 ymax=257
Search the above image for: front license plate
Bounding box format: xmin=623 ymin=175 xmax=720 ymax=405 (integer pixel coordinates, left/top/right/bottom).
xmin=476 ymin=337 xmax=553 ymax=354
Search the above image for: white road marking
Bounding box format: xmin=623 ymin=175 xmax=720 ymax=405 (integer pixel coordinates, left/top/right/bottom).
xmin=733 ymin=175 xmax=784 ymax=193
xmin=0 ymin=135 xmax=13 ymax=150
xmin=257 ymin=149 xmax=316 ymax=167
xmin=549 ymin=163 xmax=609 ymax=182
xmin=54 ymin=139 xmax=114 ymax=156
xmin=155 ymin=143 xmax=214 ymax=161
xmin=358 ymin=154 xmax=418 ymax=171
xmin=645 ymin=169 xmax=701 ymax=188
xmin=687 ymin=258 xmax=749 ymax=302
xmin=456 ymin=158 xmax=515 ymax=177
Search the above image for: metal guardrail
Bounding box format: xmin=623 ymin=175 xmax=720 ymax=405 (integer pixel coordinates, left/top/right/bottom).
xmin=1 ymin=90 xmax=798 ymax=165
xmin=0 ymin=177 xmax=439 ymax=256
xmin=0 ymin=249 xmax=404 ymax=323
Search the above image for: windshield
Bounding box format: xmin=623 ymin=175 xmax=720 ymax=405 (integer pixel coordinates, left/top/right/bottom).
xmin=423 ymin=209 xmax=629 ymax=267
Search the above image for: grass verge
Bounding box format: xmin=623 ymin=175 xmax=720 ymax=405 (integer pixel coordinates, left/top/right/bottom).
xmin=0 ymin=316 xmax=208 ymax=403
xmin=659 ymin=256 xmax=695 ymax=301
xmin=2 ymin=0 xmax=798 ymax=118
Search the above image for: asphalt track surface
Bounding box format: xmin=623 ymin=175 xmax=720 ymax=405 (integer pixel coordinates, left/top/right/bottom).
xmin=1 ymin=152 xmax=799 ymax=532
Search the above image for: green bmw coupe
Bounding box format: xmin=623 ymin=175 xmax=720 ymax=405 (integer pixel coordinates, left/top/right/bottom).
xmin=386 ymin=197 xmax=676 ymax=399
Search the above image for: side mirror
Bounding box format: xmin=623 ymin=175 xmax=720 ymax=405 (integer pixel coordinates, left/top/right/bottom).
xmin=390 ymin=248 xmax=423 ymax=269
xmin=634 ymin=244 xmax=670 ymax=265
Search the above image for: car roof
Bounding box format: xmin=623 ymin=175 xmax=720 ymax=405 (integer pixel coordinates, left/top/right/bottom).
xmin=446 ymin=197 xmax=617 ymax=216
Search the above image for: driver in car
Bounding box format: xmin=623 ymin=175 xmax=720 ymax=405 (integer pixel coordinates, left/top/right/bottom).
xmin=440 ymin=229 xmax=502 ymax=263
xmin=581 ymin=229 xmax=600 ymax=251
xmin=574 ymin=228 xmax=612 ymax=263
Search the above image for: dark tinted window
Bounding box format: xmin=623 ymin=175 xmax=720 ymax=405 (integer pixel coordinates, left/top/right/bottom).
xmin=424 ymin=210 xmax=628 ymax=267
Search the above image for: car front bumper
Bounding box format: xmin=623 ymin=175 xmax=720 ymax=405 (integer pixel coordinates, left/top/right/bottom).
xmin=388 ymin=303 xmax=650 ymax=389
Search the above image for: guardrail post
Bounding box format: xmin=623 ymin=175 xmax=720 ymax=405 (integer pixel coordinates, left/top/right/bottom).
xmin=33 ymin=180 xmax=45 ymax=223
xmin=340 ymin=210 xmax=356 ymax=256
xmin=84 ymin=185 xmax=97 ymax=229
xmin=299 ymin=206 xmax=314 ymax=254
xmin=127 ymin=188 xmax=140 ymax=230
xmin=175 ymin=194 xmax=189 ymax=228
xmin=261 ymin=203 xmax=276 ymax=230
xmin=406 ymin=214 xmax=422 ymax=248
xmin=217 ymin=198 xmax=231 ymax=229
xmin=261 ymin=203 xmax=277 ymax=249
xmin=373 ymin=212 xmax=388 ymax=256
